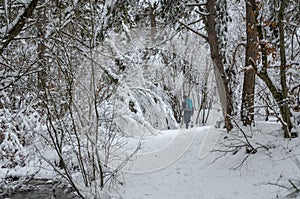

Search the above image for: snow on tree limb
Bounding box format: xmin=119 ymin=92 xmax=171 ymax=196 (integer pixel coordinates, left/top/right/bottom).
xmin=0 ymin=0 xmax=38 ymax=55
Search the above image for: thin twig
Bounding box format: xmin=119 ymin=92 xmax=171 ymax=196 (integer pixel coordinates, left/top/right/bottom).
xmin=232 ymin=120 xmax=255 ymax=151
xmin=178 ymin=21 xmax=208 ymax=41
xmin=289 ymin=180 xmax=300 ymax=192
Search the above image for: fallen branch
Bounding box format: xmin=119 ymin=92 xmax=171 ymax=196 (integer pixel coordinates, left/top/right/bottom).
xmin=232 ymin=120 xmax=256 ymax=153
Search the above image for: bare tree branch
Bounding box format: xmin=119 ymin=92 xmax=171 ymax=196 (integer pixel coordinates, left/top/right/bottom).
xmin=195 ymin=9 xmax=210 ymax=16
xmin=186 ymin=2 xmax=207 ymax=7
xmin=178 ymin=21 xmax=208 ymax=41
xmin=0 ymin=0 xmax=38 ymax=55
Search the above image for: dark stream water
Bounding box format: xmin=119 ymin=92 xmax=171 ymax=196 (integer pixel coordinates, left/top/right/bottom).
xmin=1 ymin=179 xmax=78 ymax=199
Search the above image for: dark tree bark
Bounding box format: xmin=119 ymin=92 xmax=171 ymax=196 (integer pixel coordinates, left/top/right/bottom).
xmin=278 ymin=0 xmax=292 ymax=137
xmin=37 ymin=1 xmax=47 ymax=92
xmin=241 ymin=0 xmax=258 ymax=126
xmin=251 ymin=0 xmax=292 ymax=138
xmin=148 ymin=2 xmax=157 ymax=28
xmin=203 ymin=0 xmax=233 ymax=132
xmin=0 ymin=0 xmax=38 ymax=55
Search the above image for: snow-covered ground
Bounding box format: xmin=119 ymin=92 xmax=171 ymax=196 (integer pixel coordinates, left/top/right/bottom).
xmin=1 ymin=111 xmax=299 ymax=199
xmin=118 ymin=123 xmax=300 ymax=199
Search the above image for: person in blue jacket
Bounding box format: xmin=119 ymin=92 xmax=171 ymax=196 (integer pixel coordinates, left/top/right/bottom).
xmin=182 ymin=95 xmax=194 ymax=129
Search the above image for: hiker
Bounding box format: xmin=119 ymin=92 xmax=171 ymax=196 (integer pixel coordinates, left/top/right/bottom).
xmin=182 ymin=95 xmax=194 ymax=129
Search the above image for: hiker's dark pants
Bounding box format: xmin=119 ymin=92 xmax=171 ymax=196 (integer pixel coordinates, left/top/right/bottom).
xmin=184 ymin=110 xmax=192 ymax=128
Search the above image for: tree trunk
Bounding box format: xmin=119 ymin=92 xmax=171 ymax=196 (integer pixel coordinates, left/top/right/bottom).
xmin=0 ymin=0 xmax=38 ymax=55
xmin=278 ymin=0 xmax=292 ymax=137
xmin=204 ymin=0 xmax=233 ymax=132
xmin=256 ymin=72 xmax=292 ymax=137
xmin=251 ymin=0 xmax=292 ymax=138
xmin=148 ymin=1 xmax=157 ymax=39
xmin=37 ymin=2 xmax=47 ymax=92
xmin=241 ymin=0 xmax=257 ymax=126
xmin=149 ymin=2 xmax=157 ymax=28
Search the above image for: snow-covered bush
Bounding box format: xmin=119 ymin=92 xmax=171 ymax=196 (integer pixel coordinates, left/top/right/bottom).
xmin=93 ymin=28 xmax=212 ymax=134
xmin=0 ymin=91 xmax=39 ymax=168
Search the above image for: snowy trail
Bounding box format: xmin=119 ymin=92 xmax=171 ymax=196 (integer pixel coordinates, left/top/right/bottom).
xmin=121 ymin=126 xmax=212 ymax=173
xmin=120 ymin=126 xmax=225 ymax=198
xmin=119 ymin=125 xmax=292 ymax=199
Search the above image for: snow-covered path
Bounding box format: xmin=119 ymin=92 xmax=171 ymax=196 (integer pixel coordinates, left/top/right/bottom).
xmin=119 ymin=125 xmax=299 ymax=199
xmin=121 ymin=126 xmax=218 ymax=198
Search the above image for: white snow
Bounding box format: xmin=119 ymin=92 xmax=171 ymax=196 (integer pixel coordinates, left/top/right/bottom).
xmin=1 ymin=109 xmax=300 ymax=198
xmin=116 ymin=122 xmax=300 ymax=198
xmin=1 ymin=105 xmax=300 ymax=199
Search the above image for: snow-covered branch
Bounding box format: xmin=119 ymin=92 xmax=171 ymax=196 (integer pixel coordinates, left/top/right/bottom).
xmin=179 ymin=21 xmax=208 ymax=41
xmin=0 ymin=0 xmax=38 ymax=55
xmin=186 ymin=2 xmax=207 ymax=7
